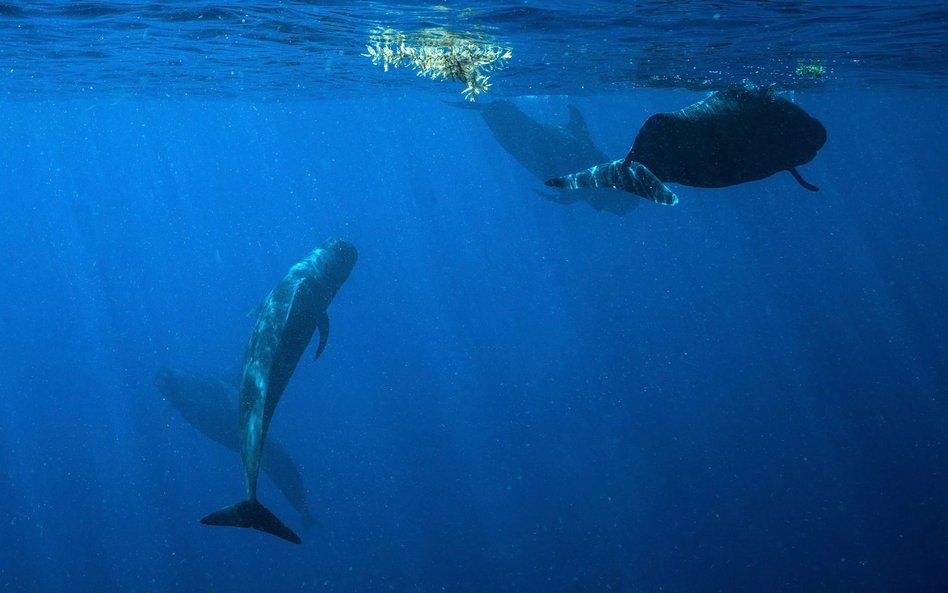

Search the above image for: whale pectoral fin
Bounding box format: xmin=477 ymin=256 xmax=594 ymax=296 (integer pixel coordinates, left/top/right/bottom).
xmin=544 ymin=176 xmax=568 ymax=189
xmin=788 ymin=167 xmax=820 ymax=191
xmin=545 ymin=160 xmax=678 ymax=205
xmin=628 ymin=162 xmax=679 ymax=205
xmin=565 ymin=104 xmax=591 ymax=139
xmin=314 ymin=311 xmax=330 ymax=361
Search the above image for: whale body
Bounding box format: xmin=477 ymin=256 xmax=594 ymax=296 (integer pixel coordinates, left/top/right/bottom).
xmin=201 ymin=238 xmax=357 ymax=544
xmin=454 ymin=99 xmax=640 ymax=215
xmin=544 ymin=85 xmax=827 ymax=206
xmin=626 ymin=86 xmax=827 ymax=191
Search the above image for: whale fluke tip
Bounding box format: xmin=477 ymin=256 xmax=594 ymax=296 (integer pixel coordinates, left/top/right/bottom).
xmin=201 ymin=499 xmax=301 ymax=544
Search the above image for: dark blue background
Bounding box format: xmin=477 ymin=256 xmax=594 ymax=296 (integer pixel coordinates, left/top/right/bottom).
xmin=1 ymin=89 xmax=946 ymax=592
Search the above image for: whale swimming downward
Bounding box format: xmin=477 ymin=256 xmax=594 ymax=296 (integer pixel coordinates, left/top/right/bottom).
xmin=201 ymin=238 xmax=358 ymax=544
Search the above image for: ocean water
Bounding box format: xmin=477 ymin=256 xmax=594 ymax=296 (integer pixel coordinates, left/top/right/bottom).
xmin=1 ymin=2 xmax=947 ymax=592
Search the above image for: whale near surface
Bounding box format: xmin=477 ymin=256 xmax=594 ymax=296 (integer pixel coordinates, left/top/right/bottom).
xmin=545 ymin=85 xmax=827 ymax=206
xmin=454 ymin=99 xmax=640 ymax=216
xmin=201 ymin=237 xmax=357 ymax=544
xmin=154 ymin=366 xmax=313 ymax=527
xmin=626 ymin=85 xmax=827 ymax=191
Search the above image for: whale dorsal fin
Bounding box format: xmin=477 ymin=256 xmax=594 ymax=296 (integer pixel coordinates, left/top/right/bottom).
xmin=788 ymin=167 xmax=820 ymax=191
xmin=314 ymin=310 xmax=329 ymax=360
xmin=565 ymin=105 xmax=590 ymax=138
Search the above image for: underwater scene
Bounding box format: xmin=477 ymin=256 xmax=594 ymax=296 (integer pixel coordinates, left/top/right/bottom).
xmin=1 ymin=2 xmax=947 ymax=592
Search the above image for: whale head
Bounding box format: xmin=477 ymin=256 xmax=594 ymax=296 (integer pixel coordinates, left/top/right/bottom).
xmin=784 ymin=107 xmax=827 ymax=167
xmin=317 ymin=238 xmax=358 ymax=277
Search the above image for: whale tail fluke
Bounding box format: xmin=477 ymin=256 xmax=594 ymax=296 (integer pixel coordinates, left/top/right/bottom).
xmin=201 ymin=499 xmax=301 ymax=544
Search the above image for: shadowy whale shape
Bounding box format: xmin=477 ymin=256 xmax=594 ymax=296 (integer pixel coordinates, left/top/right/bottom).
xmin=201 ymin=238 xmax=357 ymax=544
xmin=155 ymin=366 xmax=314 ymax=528
xmin=453 ymin=99 xmax=639 ymax=215
xmin=545 ymin=85 xmax=827 ymax=205
xmin=626 ymin=85 xmax=827 ymax=190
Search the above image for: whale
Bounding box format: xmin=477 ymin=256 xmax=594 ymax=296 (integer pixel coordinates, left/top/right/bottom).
xmin=544 ymin=158 xmax=678 ymax=205
xmin=154 ymin=367 xmax=314 ymax=528
xmin=626 ymin=85 xmax=827 ymax=191
xmin=452 ymin=99 xmax=609 ymax=182
xmin=545 ymin=85 xmax=827 ymax=205
xmin=452 ymin=99 xmax=639 ymax=215
xmin=201 ymin=238 xmax=358 ymax=544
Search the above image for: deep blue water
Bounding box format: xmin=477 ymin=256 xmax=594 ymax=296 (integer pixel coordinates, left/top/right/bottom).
xmin=2 ymin=3 xmax=948 ymax=593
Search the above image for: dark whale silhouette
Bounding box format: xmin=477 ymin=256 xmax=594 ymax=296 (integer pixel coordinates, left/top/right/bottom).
xmin=453 ymin=99 xmax=640 ymax=215
xmin=154 ymin=367 xmax=314 ymax=528
xmin=201 ymin=238 xmax=357 ymax=544
xmin=545 ymin=85 xmax=827 ymax=205
xmin=626 ymin=86 xmax=827 ymax=190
